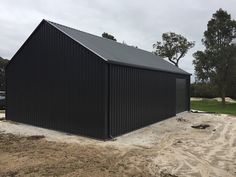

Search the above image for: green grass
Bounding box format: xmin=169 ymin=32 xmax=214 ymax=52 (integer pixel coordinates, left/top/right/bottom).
xmin=191 ymin=100 xmax=236 ymax=116
xmin=0 ymin=109 xmax=5 ymax=113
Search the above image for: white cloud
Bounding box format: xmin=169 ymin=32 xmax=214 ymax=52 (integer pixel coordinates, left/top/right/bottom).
xmin=1 ymin=0 xmax=236 ymax=81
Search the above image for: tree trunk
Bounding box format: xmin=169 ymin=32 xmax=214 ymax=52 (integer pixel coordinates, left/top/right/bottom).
xmin=168 ymin=58 xmax=179 ymax=67
xmin=221 ymin=88 xmax=226 ymax=106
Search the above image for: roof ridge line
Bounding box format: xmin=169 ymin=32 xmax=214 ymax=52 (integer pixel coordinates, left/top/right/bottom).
xmin=45 ymin=19 xmax=160 ymax=55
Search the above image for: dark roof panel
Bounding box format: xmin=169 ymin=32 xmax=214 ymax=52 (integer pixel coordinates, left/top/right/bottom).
xmin=46 ymin=20 xmax=190 ymax=75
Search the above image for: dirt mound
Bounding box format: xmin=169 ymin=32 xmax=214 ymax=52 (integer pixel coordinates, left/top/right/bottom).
xmin=191 ymin=97 xmax=203 ymax=101
xmin=213 ymin=97 xmax=236 ymax=103
xmin=0 ymin=133 xmax=154 ymax=177
xmin=191 ymin=97 xmax=236 ymax=103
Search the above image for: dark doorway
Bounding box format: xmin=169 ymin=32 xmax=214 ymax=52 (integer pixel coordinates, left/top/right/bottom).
xmin=176 ymin=78 xmax=187 ymax=113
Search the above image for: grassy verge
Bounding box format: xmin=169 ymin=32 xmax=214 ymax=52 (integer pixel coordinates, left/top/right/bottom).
xmin=191 ymin=100 xmax=236 ymax=116
xmin=0 ymin=110 xmax=5 ymax=113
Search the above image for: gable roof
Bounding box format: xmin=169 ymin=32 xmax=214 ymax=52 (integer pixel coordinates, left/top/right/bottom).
xmin=10 ymin=19 xmax=190 ymax=75
xmin=47 ymin=20 xmax=190 ymax=75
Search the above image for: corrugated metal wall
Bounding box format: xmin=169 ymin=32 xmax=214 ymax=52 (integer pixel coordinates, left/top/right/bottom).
xmin=6 ymin=20 xmax=190 ymax=140
xmin=109 ymin=64 xmax=177 ymax=137
xmin=6 ymin=21 xmax=108 ymax=139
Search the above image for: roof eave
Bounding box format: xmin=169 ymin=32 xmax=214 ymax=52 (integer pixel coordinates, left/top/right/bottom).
xmin=107 ymin=60 xmax=191 ymax=75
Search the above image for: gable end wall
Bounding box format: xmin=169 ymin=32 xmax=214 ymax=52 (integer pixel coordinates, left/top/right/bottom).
xmin=6 ymin=21 xmax=109 ymax=139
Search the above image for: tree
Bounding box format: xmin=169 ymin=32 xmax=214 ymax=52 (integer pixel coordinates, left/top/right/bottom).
xmin=193 ymin=9 xmax=236 ymax=105
xmin=153 ymin=32 xmax=194 ymax=67
xmin=0 ymin=57 xmax=9 ymax=91
xmin=102 ymin=32 xmax=117 ymax=41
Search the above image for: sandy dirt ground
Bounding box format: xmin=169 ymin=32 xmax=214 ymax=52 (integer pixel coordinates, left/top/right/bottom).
xmin=191 ymin=97 xmax=236 ymax=103
xmin=0 ymin=112 xmax=236 ymax=177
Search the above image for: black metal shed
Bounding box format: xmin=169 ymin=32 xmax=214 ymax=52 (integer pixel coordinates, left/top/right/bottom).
xmin=6 ymin=20 xmax=190 ymax=139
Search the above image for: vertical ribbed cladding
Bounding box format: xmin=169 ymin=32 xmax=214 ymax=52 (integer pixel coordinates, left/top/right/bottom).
xmin=109 ymin=64 xmax=176 ymax=137
xmin=6 ymin=21 xmax=108 ymax=139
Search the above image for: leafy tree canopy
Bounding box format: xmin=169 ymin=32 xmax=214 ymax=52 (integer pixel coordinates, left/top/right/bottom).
xmin=153 ymin=32 xmax=194 ymax=67
xmin=102 ymin=32 xmax=117 ymax=41
xmin=193 ymin=8 xmax=236 ymax=104
xmin=0 ymin=56 xmax=9 ymax=91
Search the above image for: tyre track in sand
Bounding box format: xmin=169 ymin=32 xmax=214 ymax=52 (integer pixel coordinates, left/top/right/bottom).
xmin=150 ymin=114 xmax=236 ymax=177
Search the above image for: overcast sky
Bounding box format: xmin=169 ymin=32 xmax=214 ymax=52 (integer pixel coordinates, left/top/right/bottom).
xmin=1 ymin=0 xmax=236 ymax=80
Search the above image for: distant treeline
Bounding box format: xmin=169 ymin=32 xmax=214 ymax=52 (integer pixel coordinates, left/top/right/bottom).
xmin=191 ymin=83 xmax=236 ymax=99
xmin=0 ymin=57 xmax=9 ymax=91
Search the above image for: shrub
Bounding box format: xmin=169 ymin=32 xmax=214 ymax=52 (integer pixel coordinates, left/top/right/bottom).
xmin=191 ymin=83 xmax=218 ymax=98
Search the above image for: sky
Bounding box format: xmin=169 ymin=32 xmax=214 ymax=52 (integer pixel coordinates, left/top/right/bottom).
xmin=1 ymin=0 xmax=236 ymax=80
